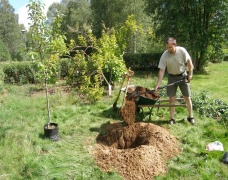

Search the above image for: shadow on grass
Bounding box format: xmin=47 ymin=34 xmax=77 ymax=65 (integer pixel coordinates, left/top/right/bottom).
xmin=89 ymin=121 xmax=125 ymax=135
xmin=39 ymin=133 xmax=44 ymax=139
xmin=150 ymin=118 xmax=187 ymax=126
xmin=99 ymin=106 xmax=124 ymax=120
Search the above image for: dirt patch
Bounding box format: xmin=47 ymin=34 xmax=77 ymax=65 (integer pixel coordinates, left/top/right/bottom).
xmin=91 ymin=86 xmax=181 ymax=180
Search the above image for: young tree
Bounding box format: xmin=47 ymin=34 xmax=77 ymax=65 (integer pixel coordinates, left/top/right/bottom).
xmin=27 ymin=0 xmax=67 ymax=127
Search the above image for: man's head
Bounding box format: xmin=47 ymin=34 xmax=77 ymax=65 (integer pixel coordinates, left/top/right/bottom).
xmin=165 ymin=37 xmax=177 ymax=54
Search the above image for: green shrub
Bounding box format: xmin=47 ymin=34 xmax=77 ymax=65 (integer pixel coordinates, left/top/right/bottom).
xmin=3 ymin=62 xmax=36 ymax=84
xmin=2 ymin=60 xmax=71 ymax=85
xmin=191 ymin=91 xmax=228 ymax=119
xmin=224 ymin=54 xmax=228 ymax=61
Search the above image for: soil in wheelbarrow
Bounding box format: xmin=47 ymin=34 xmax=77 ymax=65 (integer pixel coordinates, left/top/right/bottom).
xmin=90 ymin=86 xmax=181 ymax=180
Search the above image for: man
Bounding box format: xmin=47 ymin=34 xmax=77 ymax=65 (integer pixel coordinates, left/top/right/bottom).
xmin=155 ymin=37 xmax=195 ymax=125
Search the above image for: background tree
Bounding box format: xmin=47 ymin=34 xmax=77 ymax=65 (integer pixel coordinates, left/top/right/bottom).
xmin=91 ymin=0 xmax=154 ymax=53
xmin=116 ymin=15 xmax=157 ymax=53
xmin=0 ymin=40 xmax=11 ymax=61
xmin=0 ymin=0 xmax=24 ymax=61
xmin=47 ymin=2 xmax=64 ymax=24
xmin=59 ymin=0 xmax=92 ymax=44
xmin=145 ymin=0 xmax=228 ymax=71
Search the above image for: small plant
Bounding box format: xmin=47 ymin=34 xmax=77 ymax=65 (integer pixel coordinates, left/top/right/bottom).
xmin=192 ymin=91 xmax=228 ymax=119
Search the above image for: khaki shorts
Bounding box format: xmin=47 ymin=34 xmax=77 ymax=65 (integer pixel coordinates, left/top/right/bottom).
xmin=167 ymin=74 xmax=191 ymax=97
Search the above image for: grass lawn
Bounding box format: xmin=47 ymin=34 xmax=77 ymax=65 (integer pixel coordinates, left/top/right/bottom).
xmin=0 ymin=62 xmax=227 ymax=179
xmin=192 ymin=62 xmax=228 ymax=102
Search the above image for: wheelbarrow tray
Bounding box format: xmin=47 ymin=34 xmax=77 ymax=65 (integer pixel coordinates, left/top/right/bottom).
xmin=121 ymin=85 xmax=159 ymax=105
xmin=136 ymin=95 xmax=158 ymax=106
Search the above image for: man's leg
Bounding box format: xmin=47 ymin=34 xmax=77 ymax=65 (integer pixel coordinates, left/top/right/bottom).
xmin=183 ymin=96 xmax=195 ymax=124
xmin=183 ymin=96 xmax=193 ymax=118
xmin=169 ymin=96 xmax=176 ymax=119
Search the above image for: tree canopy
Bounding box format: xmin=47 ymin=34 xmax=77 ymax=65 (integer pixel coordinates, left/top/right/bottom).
xmin=0 ymin=0 xmax=24 ymax=60
xmin=145 ymin=0 xmax=228 ymax=70
xmin=2 ymin=0 xmax=228 ymax=71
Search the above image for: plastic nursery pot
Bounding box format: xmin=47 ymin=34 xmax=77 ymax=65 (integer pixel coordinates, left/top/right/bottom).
xmin=43 ymin=123 xmax=59 ymax=141
xmin=222 ymin=152 xmax=228 ymax=164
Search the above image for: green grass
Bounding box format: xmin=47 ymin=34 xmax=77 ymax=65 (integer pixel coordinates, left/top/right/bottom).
xmin=0 ymin=62 xmax=228 ymax=179
xmin=192 ymin=62 xmax=228 ymax=102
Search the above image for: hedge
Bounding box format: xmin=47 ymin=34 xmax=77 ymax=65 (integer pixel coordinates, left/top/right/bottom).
xmin=2 ymin=59 xmax=71 ymax=85
xmin=2 ymin=62 xmax=36 ymax=84
xmin=123 ymin=53 xmax=162 ymax=71
xmin=1 ymin=53 xmax=162 ymax=84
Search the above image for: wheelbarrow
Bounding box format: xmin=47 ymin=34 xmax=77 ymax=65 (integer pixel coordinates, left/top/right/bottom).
xmin=121 ymin=78 xmax=187 ymax=121
xmin=136 ymin=95 xmax=186 ymax=121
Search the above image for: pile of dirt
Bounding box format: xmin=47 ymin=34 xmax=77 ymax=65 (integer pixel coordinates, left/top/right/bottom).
xmin=92 ymin=122 xmax=181 ymax=180
xmin=91 ymin=86 xmax=181 ymax=180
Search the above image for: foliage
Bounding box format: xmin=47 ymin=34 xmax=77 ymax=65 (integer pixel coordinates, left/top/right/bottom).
xmin=27 ymin=0 xmax=67 ymax=81
xmin=0 ymin=40 xmax=11 ymax=61
xmin=224 ymin=54 xmax=228 ymax=61
xmin=116 ymin=15 xmax=147 ymax=53
xmin=66 ymin=32 xmax=103 ymax=103
xmin=145 ymin=0 xmax=228 ymax=71
xmin=60 ymin=0 xmax=92 ymax=44
xmin=58 ymin=58 xmax=71 ymax=79
xmin=1 ymin=60 xmax=71 ymax=85
xmin=91 ymin=0 xmax=154 ymax=53
xmin=66 ymin=27 xmax=127 ymax=103
xmin=3 ymin=62 xmax=36 ymax=84
xmin=93 ymin=27 xmax=127 ymax=85
xmin=191 ymin=91 xmax=228 ymax=120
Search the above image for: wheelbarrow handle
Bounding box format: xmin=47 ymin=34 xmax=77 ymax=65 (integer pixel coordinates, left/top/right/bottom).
xmin=159 ymin=78 xmax=186 ymax=89
xmin=133 ymin=78 xmax=186 ymax=98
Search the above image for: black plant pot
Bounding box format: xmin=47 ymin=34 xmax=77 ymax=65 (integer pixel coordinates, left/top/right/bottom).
xmin=222 ymin=152 xmax=228 ymax=164
xmin=44 ymin=123 xmax=59 ymax=141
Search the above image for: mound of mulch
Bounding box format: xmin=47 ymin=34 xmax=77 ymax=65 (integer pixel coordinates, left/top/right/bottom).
xmin=90 ymin=85 xmax=181 ymax=180
xmin=91 ymin=122 xmax=181 ymax=180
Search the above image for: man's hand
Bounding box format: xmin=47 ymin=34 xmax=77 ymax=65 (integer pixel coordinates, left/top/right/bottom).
xmin=187 ymin=75 xmax=192 ymax=83
xmin=155 ymin=84 xmax=162 ymax=91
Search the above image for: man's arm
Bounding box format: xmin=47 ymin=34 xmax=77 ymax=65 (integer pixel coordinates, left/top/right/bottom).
xmin=187 ymin=59 xmax=194 ymax=83
xmin=155 ymin=69 xmax=165 ymax=90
